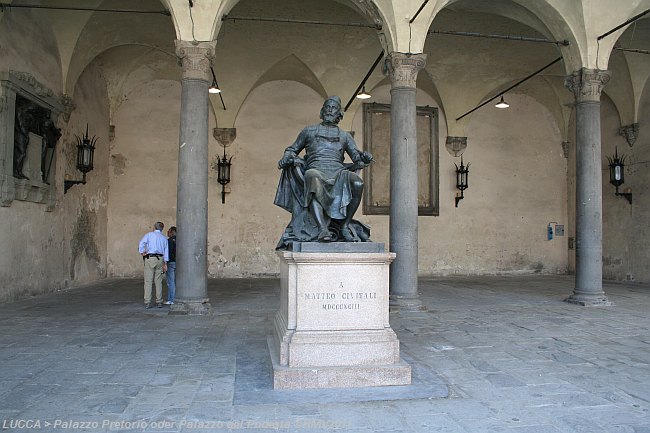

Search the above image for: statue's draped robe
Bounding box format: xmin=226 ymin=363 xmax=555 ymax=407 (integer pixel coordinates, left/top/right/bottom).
xmin=274 ymin=123 xmax=370 ymax=250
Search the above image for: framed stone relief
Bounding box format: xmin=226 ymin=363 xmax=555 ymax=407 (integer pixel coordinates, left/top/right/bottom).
xmin=362 ymin=102 xmax=439 ymax=216
xmin=0 ymin=70 xmax=73 ymax=210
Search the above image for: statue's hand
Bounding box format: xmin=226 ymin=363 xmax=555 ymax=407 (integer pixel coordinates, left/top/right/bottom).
xmin=360 ymin=151 xmax=374 ymax=164
xmin=278 ymin=155 xmax=294 ymax=169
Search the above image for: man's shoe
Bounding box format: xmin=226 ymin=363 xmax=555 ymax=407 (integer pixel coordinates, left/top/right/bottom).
xmin=156 ymin=303 xmax=163 ymax=308
xmin=318 ymin=228 xmax=332 ymax=242
xmin=163 ymin=301 xmax=173 ymax=305
xmin=144 ymin=303 xmax=152 ymax=309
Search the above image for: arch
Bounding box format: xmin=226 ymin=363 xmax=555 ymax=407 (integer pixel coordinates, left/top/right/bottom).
xmin=209 ymin=0 xmax=386 ymax=128
xmin=159 ymin=0 xmax=223 ymax=41
xmin=65 ymin=1 xmax=176 ymax=95
xmin=602 ymin=47 xmax=635 ymax=127
xmin=610 ymin=16 xmax=650 ymax=125
xmin=0 ymin=6 xmax=64 ymax=92
xmin=251 ymin=55 xmax=328 ymax=100
xmin=92 ymin=44 xmax=179 ymax=123
xmin=208 ymin=0 xmax=388 ymax=45
xmin=591 ymin=1 xmax=650 ymax=70
xmin=451 ymin=75 xmax=573 ymax=143
xmin=233 ymin=55 xmax=327 ymax=126
xmin=169 ymin=0 xmax=385 ymax=43
xmin=642 ymin=76 xmax=650 ymax=114
xmin=423 ymin=2 xmax=571 ymax=136
xmin=424 ymin=0 xmax=582 ymax=73
xmin=414 ymin=70 xmax=447 ymax=134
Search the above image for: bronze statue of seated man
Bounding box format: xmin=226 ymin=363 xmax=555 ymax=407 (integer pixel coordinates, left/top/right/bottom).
xmin=274 ymin=96 xmax=373 ymax=249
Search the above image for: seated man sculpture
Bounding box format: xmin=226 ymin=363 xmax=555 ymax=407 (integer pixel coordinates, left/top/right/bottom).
xmin=274 ymin=96 xmax=373 ymax=250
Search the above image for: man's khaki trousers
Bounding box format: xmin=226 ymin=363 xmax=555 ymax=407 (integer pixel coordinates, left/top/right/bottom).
xmin=143 ymin=256 xmax=164 ymax=304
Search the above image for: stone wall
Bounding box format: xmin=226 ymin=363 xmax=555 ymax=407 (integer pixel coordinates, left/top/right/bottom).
xmin=105 ymin=79 xmax=570 ymax=278
xmin=605 ymin=83 xmax=650 ymax=282
xmin=1 ymin=0 xmax=649 ymax=303
xmin=0 ymin=9 xmax=109 ymax=301
xmin=106 ymin=80 xmax=180 ymax=276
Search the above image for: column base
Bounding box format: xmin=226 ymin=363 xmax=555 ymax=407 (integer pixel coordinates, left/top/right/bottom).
xmin=565 ymin=292 xmax=613 ymax=307
xmin=389 ymin=294 xmax=426 ymax=311
xmin=169 ymin=301 xmax=212 ymax=315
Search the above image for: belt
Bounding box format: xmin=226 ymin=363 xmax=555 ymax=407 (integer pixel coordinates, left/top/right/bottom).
xmin=144 ymin=254 xmax=163 ymax=259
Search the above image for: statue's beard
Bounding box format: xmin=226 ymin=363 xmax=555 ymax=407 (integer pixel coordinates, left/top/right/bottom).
xmin=322 ymin=114 xmax=338 ymax=125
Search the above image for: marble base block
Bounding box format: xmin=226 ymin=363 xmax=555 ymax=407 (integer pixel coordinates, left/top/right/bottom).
xmin=269 ymin=247 xmax=411 ymax=389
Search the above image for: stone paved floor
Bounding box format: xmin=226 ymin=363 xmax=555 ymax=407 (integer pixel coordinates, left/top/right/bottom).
xmin=0 ymin=275 xmax=649 ymax=433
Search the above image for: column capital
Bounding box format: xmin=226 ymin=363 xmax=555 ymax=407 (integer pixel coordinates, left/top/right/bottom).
xmin=175 ymin=40 xmax=217 ymax=81
xmin=564 ymin=68 xmax=610 ymax=103
xmin=618 ymin=123 xmax=639 ymax=147
xmin=383 ymin=52 xmax=426 ymax=88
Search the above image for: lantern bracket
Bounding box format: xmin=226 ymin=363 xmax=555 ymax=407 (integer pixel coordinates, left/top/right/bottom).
xmin=64 ymin=124 xmax=97 ymax=194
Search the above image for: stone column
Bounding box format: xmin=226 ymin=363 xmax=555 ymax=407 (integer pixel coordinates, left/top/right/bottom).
xmin=383 ymin=52 xmax=426 ymax=309
xmin=564 ymin=68 xmax=612 ymax=306
xmin=172 ymin=40 xmax=216 ymax=315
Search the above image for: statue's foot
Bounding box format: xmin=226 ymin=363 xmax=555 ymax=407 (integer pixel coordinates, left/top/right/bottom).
xmin=318 ymin=229 xmax=332 ymax=242
xmin=341 ymin=226 xmax=358 ymax=242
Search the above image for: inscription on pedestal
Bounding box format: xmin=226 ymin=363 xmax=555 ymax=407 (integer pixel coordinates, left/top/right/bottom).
xmin=303 ymin=290 xmax=377 ymax=310
xmin=296 ymin=270 xmax=386 ymax=331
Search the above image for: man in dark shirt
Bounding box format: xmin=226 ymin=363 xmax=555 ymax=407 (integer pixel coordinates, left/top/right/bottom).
xmin=164 ymin=226 xmax=176 ymax=305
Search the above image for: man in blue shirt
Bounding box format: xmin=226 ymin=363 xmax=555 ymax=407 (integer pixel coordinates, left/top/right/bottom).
xmin=138 ymin=222 xmax=169 ymax=309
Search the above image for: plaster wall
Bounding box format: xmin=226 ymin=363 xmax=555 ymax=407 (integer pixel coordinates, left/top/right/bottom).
xmin=4 ymin=0 xmax=646 ymax=291
xmin=564 ymin=85 xmax=650 ymax=283
xmin=423 ymin=9 xmax=562 ymax=136
xmin=208 ymin=81 xmax=322 ymax=277
xmin=106 ymin=80 xmax=181 ymax=277
xmin=628 ymin=82 xmax=650 ymax=282
xmin=351 ymin=85 xmax=568 ymax=276
xmin=0 ymin=199 xmax=67 ymax=301
xmin=427 ymin=92 xmax=568 ymax=275
xmin=62 ymin=63 xmax=110 ymax=286
xmin=604 ymin=82 xmax=650 ymax=283
xmin=0 ymin=10 xmax=65 ymax=301
xmin=601 ymin=94 xmax=634 ymax=281
xmin=0 ymin=10 xmax=109 ymax=301
xmin=567 ymin=109 xmax=577 ymax=275
xmin=0 ymin=9 xmax=62 ymax=92
xmin=212 ymin=0 xmax=382 ymax=127
xmin=106 ymin=79 xmax=568 ymax=277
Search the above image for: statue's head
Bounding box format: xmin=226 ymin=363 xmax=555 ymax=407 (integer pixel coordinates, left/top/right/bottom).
xmin=320 ymin=96 xmax=343 ymax=125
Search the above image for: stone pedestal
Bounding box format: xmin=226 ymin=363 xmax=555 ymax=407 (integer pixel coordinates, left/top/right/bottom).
xmin=269 ymin=243 xmax=411 ymax=389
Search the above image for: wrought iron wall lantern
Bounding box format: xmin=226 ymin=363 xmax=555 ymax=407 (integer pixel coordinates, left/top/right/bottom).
xmin=216 ymin=143 xmax=232 ymax=204
xmin=607 ymin=147 xmax=632 ymax=204
xmin=455 ymin=154 xmax=470 ymax=207
xmin=64 ymin=124 xmax=97 ymax=193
